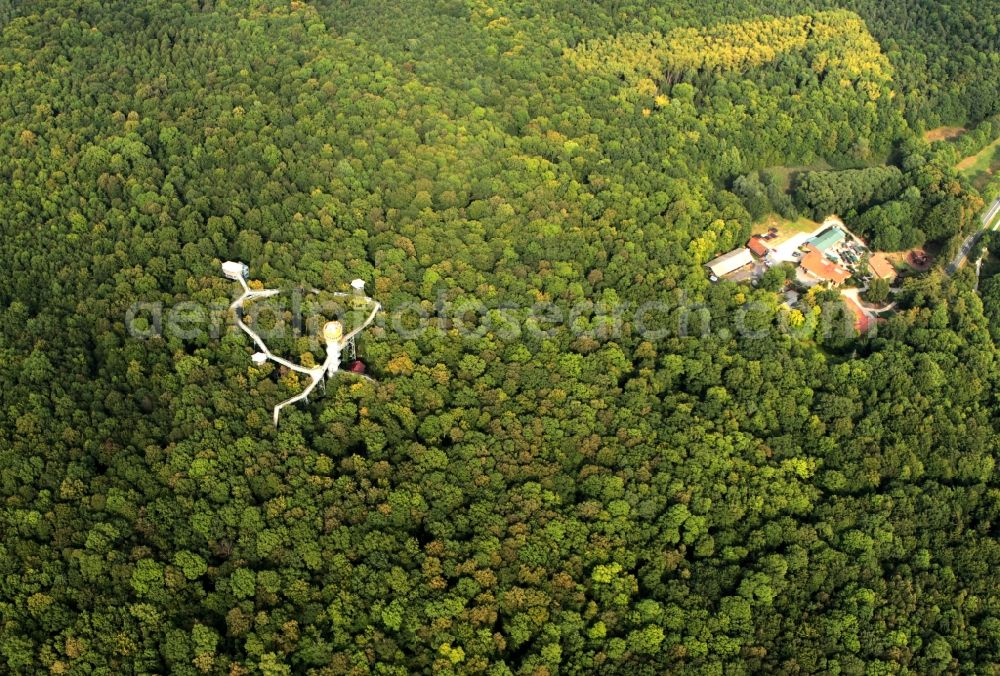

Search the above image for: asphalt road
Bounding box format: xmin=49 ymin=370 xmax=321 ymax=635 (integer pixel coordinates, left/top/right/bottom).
xmin=946 ymin=196 xmax=1000 ymax=274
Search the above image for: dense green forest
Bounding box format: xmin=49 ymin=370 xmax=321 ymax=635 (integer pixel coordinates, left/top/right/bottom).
xmin=1 ymin=0 xmax=999 ymax=673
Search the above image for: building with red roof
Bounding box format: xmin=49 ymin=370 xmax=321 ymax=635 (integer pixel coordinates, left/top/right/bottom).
xmin=799 ymin=246 xmax=851 ymax=285
xmin=868 ymin=253 xmax=897 ymax=281
xmin=747 ymin=236 xmax=771 ymax=257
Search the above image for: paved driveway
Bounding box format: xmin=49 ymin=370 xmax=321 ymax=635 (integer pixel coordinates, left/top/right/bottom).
xmin=771 ymin=231 xmax=816 ymax=263
xmin=795 ymin=267 xmax=820 ymax=287
xmin=725 ymin=261 xmax=766 ymax=283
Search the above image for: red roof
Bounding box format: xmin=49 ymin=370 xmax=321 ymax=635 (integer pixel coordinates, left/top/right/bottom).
xmin=842 ymin=295 xmax=873 ymax=333
xmin=800 ymin=246 xmax=851 ymax=284
xmin=868 ymin=254 xmax=896 ymax=280
xmin=748 ymin=236 xmax=770 ymax=257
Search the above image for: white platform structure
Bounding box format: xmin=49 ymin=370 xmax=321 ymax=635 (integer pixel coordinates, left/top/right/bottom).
xmin=224 ymin=261 xmax=380 ymax=426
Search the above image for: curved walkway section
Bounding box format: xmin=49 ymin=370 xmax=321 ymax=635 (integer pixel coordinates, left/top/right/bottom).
xmin=225 ymin=265 xmax=380 ymax=426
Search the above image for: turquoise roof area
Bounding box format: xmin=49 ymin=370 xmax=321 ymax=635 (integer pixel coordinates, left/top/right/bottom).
xmin=808 ymin=227 xmax=846 ymax=251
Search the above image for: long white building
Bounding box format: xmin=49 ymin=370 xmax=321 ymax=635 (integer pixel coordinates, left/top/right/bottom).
xmin=706 ymin=248 xmax=753 ymax=278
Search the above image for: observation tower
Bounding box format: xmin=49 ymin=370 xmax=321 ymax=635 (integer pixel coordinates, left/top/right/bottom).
xmin=223 ymin=262 xmax=380 ymax=425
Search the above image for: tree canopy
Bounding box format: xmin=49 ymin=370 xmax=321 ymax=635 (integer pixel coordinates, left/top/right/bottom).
xmin=1 ymin=0 xmax=1000 ymax=673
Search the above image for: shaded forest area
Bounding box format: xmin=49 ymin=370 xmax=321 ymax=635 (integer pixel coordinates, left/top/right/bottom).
xmin=1 ymin=0 xmax=999 ymax=673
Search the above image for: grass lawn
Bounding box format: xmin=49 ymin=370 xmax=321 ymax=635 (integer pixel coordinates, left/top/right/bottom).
xmin=888 ymin=256 xmax=908 ymax=272
xmin=957 ymin=137 xmax=1000 ymax=191
xmin=761 ymin=161 xmax=833 ymax=194
xmin=752 ymin=214 xmax=820 ymax=237
xmin=885 ymin=247 xmax=935 ymax=273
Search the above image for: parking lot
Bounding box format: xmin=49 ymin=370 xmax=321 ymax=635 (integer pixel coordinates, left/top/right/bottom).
xmin=770 ymin=230 xmax=820 ymax=263
xmin=822 ymin=237 xmax=871 ymax=280
xmin=725 ymin=260 xmax=768 ymax=284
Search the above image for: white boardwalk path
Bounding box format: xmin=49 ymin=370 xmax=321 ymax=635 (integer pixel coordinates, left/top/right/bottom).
xmin=227 ymin=271 xmax=380 ymax=426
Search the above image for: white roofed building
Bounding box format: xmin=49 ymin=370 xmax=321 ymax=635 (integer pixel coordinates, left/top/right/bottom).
xmin=706 ymin=248 xmax=753 ymax=278
xmin=222 ymin=261 xmax=249 ymax=281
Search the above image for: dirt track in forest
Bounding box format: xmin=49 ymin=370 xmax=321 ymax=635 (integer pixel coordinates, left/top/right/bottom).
xmin=923 ymin=126 xmax=966 ymax=142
